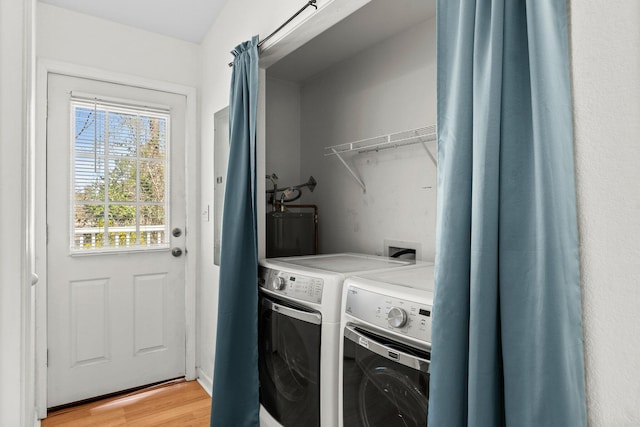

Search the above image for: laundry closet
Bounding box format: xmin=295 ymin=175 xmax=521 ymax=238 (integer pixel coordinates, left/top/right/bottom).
xmin=262 ymin=0 xmax=437 ymax=261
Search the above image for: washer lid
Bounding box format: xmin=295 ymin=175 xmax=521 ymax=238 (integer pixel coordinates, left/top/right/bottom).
xmin=270 ymin=253 xmax=413 ymax=274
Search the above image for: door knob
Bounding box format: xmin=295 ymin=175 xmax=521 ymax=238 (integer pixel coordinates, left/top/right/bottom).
xmin=171 ymin=247 xmax=183 ymax=257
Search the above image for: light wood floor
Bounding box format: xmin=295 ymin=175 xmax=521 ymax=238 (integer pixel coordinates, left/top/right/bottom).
xmin=42 ymin=379 xmax=211 ymax=426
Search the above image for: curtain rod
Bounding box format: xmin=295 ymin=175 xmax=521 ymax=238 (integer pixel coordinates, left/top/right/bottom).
xmin=228 ymin=0 xmax=318 ymax=67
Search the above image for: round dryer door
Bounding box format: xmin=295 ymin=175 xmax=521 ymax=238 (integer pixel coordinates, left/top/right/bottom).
xmin=258 ymin=293 xmax=322 ymax=427
xmin=342 ymin=326 xmax=430 ymax=427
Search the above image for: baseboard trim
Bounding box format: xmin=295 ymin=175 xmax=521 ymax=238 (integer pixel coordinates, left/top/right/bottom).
xmin=197 ymin=368 xmax=213 ymax=397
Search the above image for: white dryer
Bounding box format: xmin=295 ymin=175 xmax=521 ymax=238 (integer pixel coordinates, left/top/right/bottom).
xmin=338 ymin=265 xmax=435 ymax=427
xmin=258 ymin=253 xmax=422 ymax=427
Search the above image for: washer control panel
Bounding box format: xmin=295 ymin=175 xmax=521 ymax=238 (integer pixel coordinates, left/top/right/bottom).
xmin=345 ymin=285 xmax=432 ymax=343
xmin=259 ymin=267 xmax=323 ymax=304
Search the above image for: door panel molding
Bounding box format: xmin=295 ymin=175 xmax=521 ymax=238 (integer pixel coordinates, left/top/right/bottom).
xmin=35 ymin=59 xmax=197 ymax=419
xmin=70 ymin=278 xmax=111 ymax=367
xmin=133 ymin=273 xmax=168 ymax=355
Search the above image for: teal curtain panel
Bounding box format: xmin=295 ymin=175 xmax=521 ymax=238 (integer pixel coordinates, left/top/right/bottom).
xmin=428 ymin=0 xmax=587 ymax=425
xmin=210 ymin=35 xmax=260 ymax=427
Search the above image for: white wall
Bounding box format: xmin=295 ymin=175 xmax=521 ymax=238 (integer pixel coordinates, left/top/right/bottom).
xmin=266 ymin=77 xmax=302 ymax=205
xmin=299 ymin=18 xmax=437 ymax=258
xmin=570 ymin=1 xmax=640 ymax=425
xmin=37 ymin=3 xmax=200 ymax=87
xmin=0 ymin=0 xmax=35 ymax=425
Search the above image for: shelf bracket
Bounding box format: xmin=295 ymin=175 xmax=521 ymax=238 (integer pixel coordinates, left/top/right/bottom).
xmin=421 ymin=138 xmax=437 ymax=166
xmin=331 ymin=148 xmax=366 ymax=193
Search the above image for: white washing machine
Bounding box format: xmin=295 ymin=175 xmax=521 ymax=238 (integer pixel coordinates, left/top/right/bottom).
xmin=338 ymin=265 xmax=434 ymax=427
xmin=258 ymin=253 xmax=423 ymax=427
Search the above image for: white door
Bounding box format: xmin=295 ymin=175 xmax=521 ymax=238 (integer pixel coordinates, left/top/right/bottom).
xmin=46 ymin=74 xmax=187 ymax=408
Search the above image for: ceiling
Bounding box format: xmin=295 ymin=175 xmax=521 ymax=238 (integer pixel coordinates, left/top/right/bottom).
xmin=38 ymin=0 xmax=228 ymax=43
xmin=37 ymin=0 xmax=435 ymax=68
xmin=267 ymin=0 xmax=436 ymax=83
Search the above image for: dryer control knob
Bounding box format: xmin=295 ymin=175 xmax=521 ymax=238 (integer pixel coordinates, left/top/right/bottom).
xmin=387 ymin=307 xmax=408 ymax=328
xmin=272 ymin=276 xmax=286 ymax=291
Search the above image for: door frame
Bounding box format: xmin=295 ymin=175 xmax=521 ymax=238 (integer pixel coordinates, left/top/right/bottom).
xmin=34 ymin=59 xmax=198 ymax=419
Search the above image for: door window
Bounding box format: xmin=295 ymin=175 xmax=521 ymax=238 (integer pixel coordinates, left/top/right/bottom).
xmin=71 ymin=99 xmax=170 ymax=252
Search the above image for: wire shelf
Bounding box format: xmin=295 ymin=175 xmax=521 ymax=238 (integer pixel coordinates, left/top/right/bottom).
xmin=324 ymin=125 xmax=436 ymax=155
xmin=323 ymin=125 xmax=437 ymax=193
